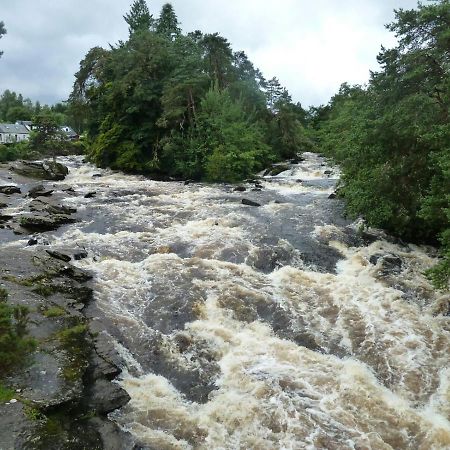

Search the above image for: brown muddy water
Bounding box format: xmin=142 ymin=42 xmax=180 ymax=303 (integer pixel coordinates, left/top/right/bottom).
xmin=2 ymin=153 xmax=449 ymax=449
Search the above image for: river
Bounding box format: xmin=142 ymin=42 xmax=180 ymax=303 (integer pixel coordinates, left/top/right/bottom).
xmin=3 ymin=152 xmax=449 ymax=449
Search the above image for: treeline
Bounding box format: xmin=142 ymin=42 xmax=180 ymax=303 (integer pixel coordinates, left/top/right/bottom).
xmin=312 ymin=0 xmax=449 ymax=288
xmin=70 ymin=1 xmax=311 ymax=182
xmin=0 ymin=90 xmax=79 ymax=131
xmin=0 ymin=90 xmax=85 ymax=162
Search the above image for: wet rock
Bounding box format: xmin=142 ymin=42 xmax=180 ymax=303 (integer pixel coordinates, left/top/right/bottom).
xmin=247 ymin=244 xmax=294 ymax=273
xmin=0 ymin=213 xmax=13 ymax=223
xmin=0 ymin=402 xmax=42 ymax=450
xmin=84 ymin=191 xmax=96 ymax=198
xmin=242 ymin=198 xmax=261 ymax=207
xmin=266 ymin=164 xmax=290 ymax=176
xmin=19 ymin=214 xmax=76 ymax=231
xmin=28 ymin=237 xmax=39 ymax=246
xmin=87 ymin=418 xmax=135 ymax=450
xmin=0 ymin=185 xmax=21 ymax=195
xmin=328 ymin=192 xmax=337 ymax=199
xmin=290 ymin=156 xmax=305 ymax=164
xmin=369 ymin=253 xmax=403 ymax=275
xmin=74 ymin=251 xmax=88 ymax=260
xmin=92 ymin=173 xmax=102 ymax=178
xmin=10 ymin=160 xmax=69 ymax=181
xmin=0 ymin=201 xmax=8 ymax=208
xmin=324 ymin=170 xmax=333 ymax=175
xmin=233 ymin=186 xmax=246 ymax=192
xmin=15 ymin=351 xmax=85 ymax=408
xmin=46 ymin=250 xmax=72 ymax=263
xmin=86 ymin=379 xmax=130 ymax=414
xmin=28 ymin=184 xmax=54 ymax=198
xmin=251 ymin=188 xmax=262 ymax=192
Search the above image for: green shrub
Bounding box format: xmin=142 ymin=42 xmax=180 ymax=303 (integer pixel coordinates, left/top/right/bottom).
xmin=0 ymin=287 xmax=36 ymax=375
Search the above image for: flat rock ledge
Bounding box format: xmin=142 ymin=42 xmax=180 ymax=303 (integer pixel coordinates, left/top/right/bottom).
xmin=0 ymin=248 xmax=132 ymax=449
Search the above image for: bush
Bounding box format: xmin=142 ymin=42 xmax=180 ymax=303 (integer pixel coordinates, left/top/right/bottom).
xmin=0 ymin=287 xmax=36 ymax=376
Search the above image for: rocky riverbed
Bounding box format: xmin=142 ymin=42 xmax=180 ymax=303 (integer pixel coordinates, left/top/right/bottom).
xmin=0 ymin=160 xmax=132 ymax=450
xmin=1 ymin=154 xmax=449 ymax=450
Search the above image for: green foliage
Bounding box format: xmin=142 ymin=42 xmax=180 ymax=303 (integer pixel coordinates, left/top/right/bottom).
xmin=124 ymin=0 xmax=154 ymax=35
xmin=0 ymin=21 xmax=6 ymax=59
xmin=74 ymin=1 xmax=307 ymax=182
xmin=43 ymin=306 xmax=66 ymax=318
xmin=156 ymin=3 xmax=181 ymax=39
xmin=0 ymin=382 xmax=14 ymax=402
xmin=0 ymin=287 xmax=36 ymax=376
xmin=315 ymin=0 xmax=450 ymax=289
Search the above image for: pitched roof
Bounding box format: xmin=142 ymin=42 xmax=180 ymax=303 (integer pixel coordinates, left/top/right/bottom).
xmin=0 ymin=123 xmax=30 ymax=134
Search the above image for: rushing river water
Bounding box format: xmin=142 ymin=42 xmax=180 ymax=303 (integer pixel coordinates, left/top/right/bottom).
xmin=4 ymin=153 xmax=450 ymax=449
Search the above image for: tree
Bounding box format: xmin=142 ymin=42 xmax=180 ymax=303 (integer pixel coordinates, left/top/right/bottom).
xmin=30 ymin=112 xmax=67 ymax=160
xmin=0 ymin=21 xmax=6 ymax=58
xmin=200 ymin=33 xmax=234 ymax=89
xmin=123 ymin=0 xmax=154 ymax=35
xmin=315 ymin=0 xmax=450 ymax=288
xmin=156 ymin=3 xmax=181 ymax=39
xmin=265 ymin=77 xmax=286 ymax=111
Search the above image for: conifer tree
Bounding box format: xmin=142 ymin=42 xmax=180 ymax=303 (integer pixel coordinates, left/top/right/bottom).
xmin=124 ymin=0 xmax=154 ymax=35
xmin=0 ymin=21 xmax=6 ymax=58
xmin=156 ymin=3 xmax=181 ymax=39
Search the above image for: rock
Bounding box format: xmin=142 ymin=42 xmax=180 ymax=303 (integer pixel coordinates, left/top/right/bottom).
xmin=46 ymin=250 xmax=72 ymax=262
xmin=0 ymin=213 xmax=13 ymax=223
xmin=0 ymin=202 xmax=8 ymax=208
xmin=296 ymin=179 xmax=303 ymax=183
xmin=84 ymin=192 xmax=96 ymax=198
xmin=242 ymin=199 xmax=261 ymax=207
xmin=0 ymin=402 xmax=42 ymax=450
xmin=27 ymin=237 xmax=39 ymax=246
xmin=324 ymin=170 xmax=333 ymax=175
xmin=267 ymin=164 xmax=290 ymax=176
xmin=369 ymin=253 xmax=403 ymax=275
xmin=92 ymin=173 xmax=102 ymax=178
xmin=59 ymin=264 xmax=93 ymax=282
xmin=251 ymin=188 xmax=262 ymax=192
xmin=20 ymin=214 xmax=76 ymax=231
xmin=290 ymin=156 xmax=305 ymax=164
xmin=0 ymin=185 xmax=21 ymax=195
xmin=74 ymin=251 xmax=88 ymax=260
xmin=10 ymin=160 xmax=69 ymax=181
xmin=87 ymin=379 xmax=130 ymax=414
xmin=328 ymin=192 xmax=337 ymax=199
xmin=233 ymin=186 xmax=246 ymax=192
xmin=28 ymin=184 xmax=54 ymax=198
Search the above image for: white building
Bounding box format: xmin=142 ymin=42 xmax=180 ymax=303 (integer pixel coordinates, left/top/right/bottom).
xmin=0 ymin=123 xmax=30 ymax=144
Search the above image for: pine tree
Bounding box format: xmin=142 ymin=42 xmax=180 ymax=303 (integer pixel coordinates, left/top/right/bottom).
xmin=123 ymin=0 xmax=154 ymax=35
xmin=0 ymin=21 xmax=6 ymax=58
xmin=156 ymin=3 xmax=181 ymax=39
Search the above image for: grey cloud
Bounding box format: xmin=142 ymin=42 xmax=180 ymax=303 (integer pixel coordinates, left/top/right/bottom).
xmin=0 ymin=0 xmax=418 ymax=107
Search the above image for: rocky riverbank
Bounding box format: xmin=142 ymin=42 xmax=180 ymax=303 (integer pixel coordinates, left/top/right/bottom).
xmin=0 ymin=160 xmax=132 ymax=450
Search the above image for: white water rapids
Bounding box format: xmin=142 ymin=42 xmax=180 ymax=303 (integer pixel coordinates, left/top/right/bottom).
xmin=4 ymin=153 xmax=450 ymax=449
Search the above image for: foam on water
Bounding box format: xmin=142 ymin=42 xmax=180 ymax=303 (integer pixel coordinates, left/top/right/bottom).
xmin=40 ymin=153 xmax=450 ymax=449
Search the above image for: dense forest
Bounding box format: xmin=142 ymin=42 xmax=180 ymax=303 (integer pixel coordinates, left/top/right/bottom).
xmin=312 ymin=0 xmax=449 ymax=288
xmin=69 ymin=1 xmax=310 ymax=182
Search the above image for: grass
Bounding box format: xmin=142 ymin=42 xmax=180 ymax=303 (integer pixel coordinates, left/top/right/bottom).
xmin=0 ymin=383 xmax=14 ymax=402
xmin=43 ymin=306 xmax=66 ymax=318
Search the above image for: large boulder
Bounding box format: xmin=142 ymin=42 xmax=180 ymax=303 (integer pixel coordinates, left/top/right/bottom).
xmin=19 ymin=214 xmax=76 ymax=231
xmin=10 ymin=160 xmax=69 ymax=181
xmin=0 ymin=185 xmax=21 ymax=195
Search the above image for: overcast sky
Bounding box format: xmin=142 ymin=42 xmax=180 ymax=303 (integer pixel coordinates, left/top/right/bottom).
xmin=0 ymin=0 xmax=419 ymax=108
